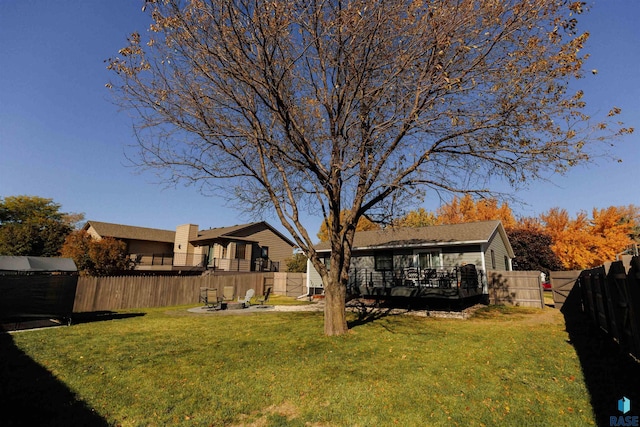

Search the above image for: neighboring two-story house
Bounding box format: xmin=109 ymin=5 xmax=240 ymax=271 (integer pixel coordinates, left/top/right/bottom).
xmin=83 ymin=220 xmax=295 ymax=272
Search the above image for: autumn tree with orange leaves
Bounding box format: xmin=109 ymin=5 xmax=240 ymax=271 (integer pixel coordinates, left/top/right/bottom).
xmin=540 ymin=207 xmax=636 ymax=269
xmin=399 ymin=198 xmax=637 ymax=271
xmin=61 ymin=230 xmax=133 ymax=276
xmin=435 ymin=194 xmax=517 ymax=229
xmin=317 ymin=211 xmax=379 ymax=243
xmin=393 ymin=208 xmax=438 ymax=228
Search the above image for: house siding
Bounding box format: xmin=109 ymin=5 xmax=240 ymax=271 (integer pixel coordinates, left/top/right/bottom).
xmin=85 ymin=225 xmax=101 ymax=240
xmin=126 ymin=240 xmax=173 ymax=255
xmin=348 ymin=246 xmax=484 ymax=271
xmin=307 ymin=259 xmax=324 ymax=292
xmin=351 ymin=253 xmax=374 ymax=271
xmin=484 ymin=230 xmax=510 ymax=271
xmin=229 ymin=223 xmax=294 ymax=271
xmin=440 ymin=245 xmax=484 ymax=268
xmin=174 ymin=224 xmax=201 ymax=266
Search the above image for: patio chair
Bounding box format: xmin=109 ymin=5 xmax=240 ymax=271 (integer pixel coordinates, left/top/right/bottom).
xmin=199 ymin=287 xmax=208 ymax=305
xmin=404 ymin=267 xmax=420 ymax=287
xmin=238 ymin=288 xmax=255 ymax=308
xmin=222 ymin=285 xmax=235 ymax=302
xmin=422 ymin=269 xmax=438 ymax=287
xmin=206 ymin=288 xmax=223 ymax=310
xmin=256 ymin=286 xmax=272 ymax=306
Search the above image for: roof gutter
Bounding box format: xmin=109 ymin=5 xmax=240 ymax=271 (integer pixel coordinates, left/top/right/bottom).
xmin=314 ymin=239 xmax=488 ymax=253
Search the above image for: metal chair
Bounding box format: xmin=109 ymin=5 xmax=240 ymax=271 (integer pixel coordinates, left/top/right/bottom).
xmin=256 ymin=286 xmax=272 ymax=306
xmin=404 ymin=267 xmax=420 ymax=287
xmin=199 ymin=287 xmax=208 ymax=305
xmin=206 ymin=288 xmax=223 ymax=310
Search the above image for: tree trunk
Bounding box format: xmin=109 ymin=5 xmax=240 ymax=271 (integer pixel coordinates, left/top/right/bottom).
xmin=323 ymin=276 xmax=348 ymax=336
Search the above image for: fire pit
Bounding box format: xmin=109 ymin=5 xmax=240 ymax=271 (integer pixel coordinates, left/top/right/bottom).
xmin=225 ymin=302 xmax=245 ymax=310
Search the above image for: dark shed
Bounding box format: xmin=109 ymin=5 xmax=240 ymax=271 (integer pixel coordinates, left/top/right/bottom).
xmin=0 ymin=256 xmax=78 ymax=325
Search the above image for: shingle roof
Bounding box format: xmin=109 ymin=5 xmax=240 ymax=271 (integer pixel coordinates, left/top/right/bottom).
xmin=315 ymin=220 xmax=505 ymax=251
xmin=191 ymin=223 xmax=261 ymax=242
xmin=0 ymin=256 xmax=77 ymax=272
xmin=190 ymin=221 xmax=295 ymax=247
xmin=84 ymin=221 xmax=176 ymax=243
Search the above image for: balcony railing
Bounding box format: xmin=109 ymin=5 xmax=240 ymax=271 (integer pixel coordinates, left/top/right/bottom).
xmin=208 ymin=258 xmax=251 ymax=272
xmin=130 ymin=253 xmax=174 ymax=266
xmin=254 ymin=258 xmax=279 ymax=272
xmin=128 ymin=253 xmax=281 ymax=272
xmin=172 ymin=253 xmax=208 ymax=268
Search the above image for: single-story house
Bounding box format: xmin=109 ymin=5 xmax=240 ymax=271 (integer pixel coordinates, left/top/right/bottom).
xmin=84 ymin=220 xmax=295 ymax=272
xmin=306 ymin=220 xmax=514 ymax=300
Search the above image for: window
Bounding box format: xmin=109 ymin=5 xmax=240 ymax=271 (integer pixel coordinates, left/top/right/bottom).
xmin=235 ymin=243 xmax=246 ymax=259
xmin=375 ymin=253 xmax=393 ymax=271
xmin=322 ymin=256 xmax=331 ymax=271
xmin=417 ymin=251 xmax=441 ymax=269
xmin=491 ymin=249 xmax=496 ymax=269
xmin=504 ymin=256 xmax=509 ymax=271
xmin=261 ymin=246 xmax=269 ymax=259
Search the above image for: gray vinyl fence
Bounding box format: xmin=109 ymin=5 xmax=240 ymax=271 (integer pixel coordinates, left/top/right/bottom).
xmin=73 ymin=272 xmax=306 ymax=312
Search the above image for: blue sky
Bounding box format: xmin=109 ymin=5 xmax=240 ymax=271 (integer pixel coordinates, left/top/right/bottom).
xmin=1 ymin=0 xmax=638 ymax=240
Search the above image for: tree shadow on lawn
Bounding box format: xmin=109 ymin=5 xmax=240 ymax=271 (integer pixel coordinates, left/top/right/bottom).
xmin=1 ymin=311 xmax=145 ymax=332
xmin=0 ymin=331 xmax=109 ymax=427
xmin=346 ymin=299 xmax=402 ymax=328
xmin=70 ymin=310 xmax=145 ymax=325
xmin=562 ymin=288 xmax=640 ymax=426
xmin=346 ymin=297 xmax=473 ymax=328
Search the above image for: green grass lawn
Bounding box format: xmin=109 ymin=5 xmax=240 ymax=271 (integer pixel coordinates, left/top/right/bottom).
xmin=3 ymin=304 xmax=595 ymax=426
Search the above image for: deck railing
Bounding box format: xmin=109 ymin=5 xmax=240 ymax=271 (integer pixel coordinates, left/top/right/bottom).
xmin=254 ymin=258 xmax=280 ymax=272
xmin=347 ymin=265 xmax=484 ymax=297
xmin=142 ymin=252 xmax=207 ymax=268
xmin=208 ymin=258 xmax=252 ymax=272
xmin=130 ymin=253 xmax=175 ymax=267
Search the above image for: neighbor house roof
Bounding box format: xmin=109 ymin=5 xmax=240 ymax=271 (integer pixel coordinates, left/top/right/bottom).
xmin=84 ymin=221 xmax=176 ymax=243
xmin=0 ymin=256 xmax=77 ymax=272
xmin=315 ymin=220 xmax=514 ymax=256
xmin=190 ymin=221 xmax=295 ymax=247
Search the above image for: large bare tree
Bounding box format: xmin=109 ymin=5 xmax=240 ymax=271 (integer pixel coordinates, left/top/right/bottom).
xmin=108 ymin=0 xmax=630 ymax=335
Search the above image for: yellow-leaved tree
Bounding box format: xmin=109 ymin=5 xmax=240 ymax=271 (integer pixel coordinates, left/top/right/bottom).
xmin=393 ymin=208 xmax=438 ymax=228
xmin=435 ymin=195 xmax=517 ymax=229
xmin=540 ymin=207 xmax=635 ymax=269
xmin=317 ymin=211 xmax=379 ymax=243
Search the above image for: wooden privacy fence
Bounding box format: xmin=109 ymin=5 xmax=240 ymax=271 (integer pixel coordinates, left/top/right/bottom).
xmin=274 ymin=272 xmax=306 ymax=297
xmin=487 ymin=270 xmax=544 ymax=308
xmin=550 ymin=270 xmax=583 ymax=311
xmin=73 ymin=272 xmax=307 ymax=313
xmin=576 ymin=256 xmax=640 ymax=360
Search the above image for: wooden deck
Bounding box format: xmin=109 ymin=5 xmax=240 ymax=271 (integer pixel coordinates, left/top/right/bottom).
xmin=347 ymin=265 xmax=484 ymax=301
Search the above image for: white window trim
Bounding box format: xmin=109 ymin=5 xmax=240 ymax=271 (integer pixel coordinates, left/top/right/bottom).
xmin=412 ymin=249 xmax=443 ymax=268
